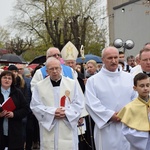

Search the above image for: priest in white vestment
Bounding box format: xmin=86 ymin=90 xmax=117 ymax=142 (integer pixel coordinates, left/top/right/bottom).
xmin=130 ymin=48 xmax=150 ymax=78
xmin=85 ymin=46 xmax=137 ymax=150
xmin=30 ymin=57 xmax=84 ymax=150
xmin=30 ymin=47 xmax=74 ymax=92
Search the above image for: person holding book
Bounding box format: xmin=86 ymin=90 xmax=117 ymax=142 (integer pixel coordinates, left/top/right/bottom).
xmin=0 ymin=70 xmax=30 ymax=150
xmin=117 ymin=72 xmax=150 ymax=150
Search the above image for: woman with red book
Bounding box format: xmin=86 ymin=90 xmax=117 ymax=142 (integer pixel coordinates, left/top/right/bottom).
xmin=0 ymin=70 xmax=30 ymax=150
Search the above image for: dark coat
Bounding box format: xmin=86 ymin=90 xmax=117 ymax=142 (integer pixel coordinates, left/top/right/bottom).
xmin=0 ymin=85 xmax=30 ymax=149
xmin=77 ymin=71 xmax=85 ymax=93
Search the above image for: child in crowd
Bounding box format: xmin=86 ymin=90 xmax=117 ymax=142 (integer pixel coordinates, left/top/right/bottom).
xmin=117 ymin=72 xmax=150 ymax=150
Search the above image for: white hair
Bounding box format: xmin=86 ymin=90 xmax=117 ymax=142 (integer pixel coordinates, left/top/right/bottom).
xmin=46 ymin=57 xmax=61 ymax=68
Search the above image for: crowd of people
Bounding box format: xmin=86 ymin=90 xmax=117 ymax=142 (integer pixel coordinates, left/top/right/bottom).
xmin=0 ymin=41 xmax=150 ymax=150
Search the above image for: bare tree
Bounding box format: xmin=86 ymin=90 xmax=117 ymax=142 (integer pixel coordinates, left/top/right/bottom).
xmin=0 ymin=26 xmax=10 ymax=47
xmin=5 ymin=37 xmax=34 ymax=55
xmin=10 ymin=0 xmax=105 ymax=56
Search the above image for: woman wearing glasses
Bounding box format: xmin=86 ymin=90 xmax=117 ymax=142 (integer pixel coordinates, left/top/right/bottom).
xmin=0 ymin=70 xmax=29 ymax=150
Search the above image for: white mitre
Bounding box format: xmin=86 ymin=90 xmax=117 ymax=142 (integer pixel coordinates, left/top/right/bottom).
xmin=61 ymin=41 xmax=79 ymax=60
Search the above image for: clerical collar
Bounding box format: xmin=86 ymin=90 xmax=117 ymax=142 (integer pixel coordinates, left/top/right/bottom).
xmin=143 ymin=71 xmax=150 ymax=77
xmin=50 ymin=77 xmax=61 ymax=87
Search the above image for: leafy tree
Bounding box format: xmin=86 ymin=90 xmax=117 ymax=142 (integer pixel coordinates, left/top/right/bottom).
xmin=11 ymin=0 xmax=106 ymax=57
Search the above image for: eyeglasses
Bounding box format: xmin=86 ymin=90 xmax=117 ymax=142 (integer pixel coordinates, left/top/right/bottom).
xmin=2 ymin=76 xmax=12 ymax=80
xmin=47 ymin=67 xmax=61 ymax=71
xmin=49 ymin=54 xmax=61 ymax=57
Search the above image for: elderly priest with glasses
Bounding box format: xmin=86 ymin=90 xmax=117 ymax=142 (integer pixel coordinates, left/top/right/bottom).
xmin=30 ymin=57 xmax=84 ymax=150
xmin=31 ymin=47 xmax=74 ymax=92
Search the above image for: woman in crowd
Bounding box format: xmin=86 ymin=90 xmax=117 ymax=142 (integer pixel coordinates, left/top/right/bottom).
xmin=7 ymin=65 xmax=27 ymax=94
xmin=83 ymin=60 xmax=99 ymax=150
xmin=0 ymin=70 xmax=29 ymax=150
xmin=85 ymin=60 xmax=99 ymax=78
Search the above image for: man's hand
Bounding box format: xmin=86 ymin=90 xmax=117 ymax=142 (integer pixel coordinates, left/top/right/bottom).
xmin=83 ymin=78 xmax=87 ymax=85
xmin=55 ymin=107 xmax=66 ymax=119
xmin=110 ymin=112 xmax=120 ymax=122
xmin=78 ymin=117 xmax=84 ymax=126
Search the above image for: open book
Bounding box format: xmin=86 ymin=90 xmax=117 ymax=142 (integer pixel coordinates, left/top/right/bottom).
xmin=0 ymin=97 xmax=16 ymax=111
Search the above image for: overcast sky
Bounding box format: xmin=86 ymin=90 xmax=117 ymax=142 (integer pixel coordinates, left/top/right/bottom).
xmin=0 ymin=0 xmax=16 ymax=26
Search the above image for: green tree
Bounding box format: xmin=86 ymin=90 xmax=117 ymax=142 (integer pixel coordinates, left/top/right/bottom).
xmin=11 ymin=0 xmax=106 ymax=56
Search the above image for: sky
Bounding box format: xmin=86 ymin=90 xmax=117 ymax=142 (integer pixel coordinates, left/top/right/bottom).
xmin=0 ymin=0 xmax=16 ymax=26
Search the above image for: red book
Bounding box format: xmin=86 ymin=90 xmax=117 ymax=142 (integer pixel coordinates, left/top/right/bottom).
xmin=60 ymin=96 xmax=66 ymax=107
xmin=2 ymin=97 xmax=16 ymax=111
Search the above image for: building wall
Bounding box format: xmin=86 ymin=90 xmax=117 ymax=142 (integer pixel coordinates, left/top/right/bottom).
xmin=107 ymin=0 xmax=129 ymax=45
xmin=97 ymin=0 xmax=129 ymax=46
xmin=113 ymin=0 xmax=150 ymax=56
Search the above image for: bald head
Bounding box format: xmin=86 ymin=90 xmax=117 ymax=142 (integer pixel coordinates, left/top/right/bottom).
xmin=101 ymin=46 xmax=119 ymax=72
xmin=101 ymin=46 xmax=119 ymax=58
xmin=46 ymin=47 xmax=61 ymax=60
xmin=144 ymin=42 xmax=150 ymax=49
xmin=46 ymin=57 xmax=61 ymax=68
xmin=46 ymin=57 xmax=62 ymax=81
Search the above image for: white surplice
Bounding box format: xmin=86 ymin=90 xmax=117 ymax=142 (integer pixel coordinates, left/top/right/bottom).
xmin=122 ymin=124 xmax=150 ymax=150
xmin=85 ymin=66 xmax=137 ymax=150
xmin=30 ymin=76 xmax=84 ymax=150
xmin=130 ymin=64 xmax=142 ymax=77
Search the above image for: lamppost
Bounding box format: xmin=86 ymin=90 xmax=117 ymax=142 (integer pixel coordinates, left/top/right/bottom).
xmin=113 ymin=38 xmax=134 ymax=52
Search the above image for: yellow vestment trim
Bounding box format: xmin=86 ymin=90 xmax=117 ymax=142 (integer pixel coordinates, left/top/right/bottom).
xmin=37 ymin=77 xmax=75 ymax=149
xmin=117 ymin=97 xmax=150 ymax=131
